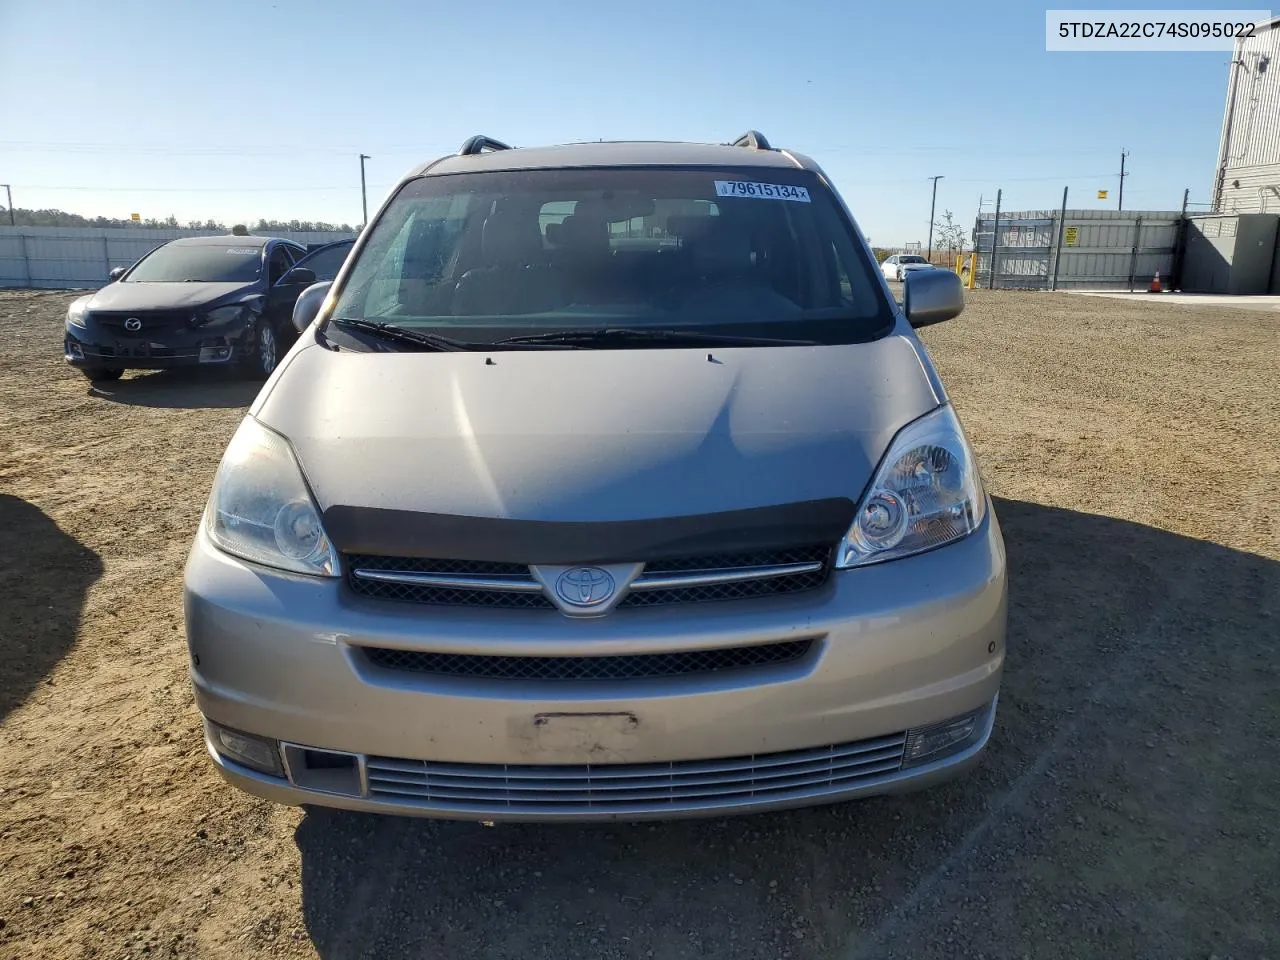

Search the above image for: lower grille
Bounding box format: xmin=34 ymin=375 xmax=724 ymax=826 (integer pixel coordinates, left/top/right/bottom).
xmin=360 ymin=638 xmax=814 ymax=681
xmin=365 ymin=732 xmax=907 ymax=811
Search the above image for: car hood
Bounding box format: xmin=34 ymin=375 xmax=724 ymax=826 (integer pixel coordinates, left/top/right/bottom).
xmin=254 ymin=336 xmax=940 ymax=525
xmin=88 ymin=281 xmax=257 ymax=312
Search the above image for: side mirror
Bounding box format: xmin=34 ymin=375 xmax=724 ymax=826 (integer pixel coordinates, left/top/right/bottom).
xmin=292 ymin=280 xmax=333 ymax=333
xmin=904 ymin=269 xmax=964 ymax=328
xmin=108 ymin=267 xmax=126 ymax=282
xmin=282 ymin=266 xmax=317 ymax=287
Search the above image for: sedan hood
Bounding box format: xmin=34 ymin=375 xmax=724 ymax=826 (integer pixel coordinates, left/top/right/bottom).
xmin=89 ymin=281 xmax=256 ymax=312
xmin=255 ymin=336 xmax=940 ymax=525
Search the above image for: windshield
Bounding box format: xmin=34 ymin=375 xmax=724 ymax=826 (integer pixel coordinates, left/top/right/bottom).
xmin=328 ymin=167 xmax=892 ymax=345
xmin=900 ymin=256 xmax=928 ymax=264
xmin=126 ymin=243 xmax=264 ymax=283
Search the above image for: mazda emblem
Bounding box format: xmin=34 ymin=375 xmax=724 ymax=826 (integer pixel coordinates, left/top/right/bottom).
xmin=554 ymin=567 xmax=616 ymax=607
xmin=124 ymin=317 xmax=142 ymax=332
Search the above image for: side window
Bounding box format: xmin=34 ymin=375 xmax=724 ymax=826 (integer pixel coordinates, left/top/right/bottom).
xmin=298 ymin=243 xmax=352 ymax=282
xmin=268 ymin=245 xmax=293 ymax=284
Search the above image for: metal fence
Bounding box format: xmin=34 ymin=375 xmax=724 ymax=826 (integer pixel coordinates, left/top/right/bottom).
xmin=972 ymin=209 xmax=1184 ymax=290
xmin=0 ymin=227 xmax=358 ymax=289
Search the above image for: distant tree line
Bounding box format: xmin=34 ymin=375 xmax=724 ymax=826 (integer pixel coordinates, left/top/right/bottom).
xmin=4 ymin=207 xmax=354 ymax=232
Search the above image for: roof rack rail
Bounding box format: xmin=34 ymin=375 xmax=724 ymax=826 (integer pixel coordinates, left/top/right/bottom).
xmin=729 ymin=130 xmax=772 ymax=151
xmin=457 ymin=135 xmax=513 ymax=156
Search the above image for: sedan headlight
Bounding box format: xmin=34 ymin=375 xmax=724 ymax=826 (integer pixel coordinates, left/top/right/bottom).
xmin=67 ymin=297 xmax=93 ymax=328
xmin=836 ymin=404 xmax=986 ymax=568
xmin=205 ymin=417 xmax=338 ymax=577
xmin=198 ymin=304 xmax=248 ymax=326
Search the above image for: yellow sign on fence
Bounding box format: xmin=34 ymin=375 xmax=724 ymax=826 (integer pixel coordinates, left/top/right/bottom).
xmin=1064 ymin=226 xmax=1079 ymax=247
xmin=955 ymin=253 xmax=977 ymax=289
xmin=1096 ymin=190 xmax=1108 ymax=200
xmin=130 ymin=213 xmax=141 ymax=222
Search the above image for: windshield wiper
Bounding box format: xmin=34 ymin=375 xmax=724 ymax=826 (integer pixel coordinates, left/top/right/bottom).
xmin=328 ymin=317 xmax=481 ymax=352
xmin=495 ymin=328 xmax=819 ymax=348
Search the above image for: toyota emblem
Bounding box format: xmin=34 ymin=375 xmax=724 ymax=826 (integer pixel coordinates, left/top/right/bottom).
xmin=124 ymin=317 xmax=142 ymax=332
xmin=554 ymin=567 xmax=616 ymax=607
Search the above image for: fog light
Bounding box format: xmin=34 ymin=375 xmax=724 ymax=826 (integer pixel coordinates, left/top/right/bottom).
xmin=199 ymin=345 xmax=233 ymax=364
xmin=206 ymin=720 xmax=283 ymax=776
xmin=282 ymin=745 xmax=362 ymax=796
xmin=66 ymin=341 xmax=84 ymax=360
xmin=902 ymin=699 xmax=994 ymax=767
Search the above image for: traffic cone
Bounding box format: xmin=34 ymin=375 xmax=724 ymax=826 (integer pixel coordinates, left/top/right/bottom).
xmin=1149 ymin=270 xmax=1163 ymax=293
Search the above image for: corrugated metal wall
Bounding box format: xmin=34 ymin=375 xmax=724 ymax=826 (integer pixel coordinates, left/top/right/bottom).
xmin=0 ymin=227 xmax=357 ymax=289
xmin=1212 ymin=17 xmax=1280 ymax=213
xmin=973 ymin=209 xmax=1183 ymax=290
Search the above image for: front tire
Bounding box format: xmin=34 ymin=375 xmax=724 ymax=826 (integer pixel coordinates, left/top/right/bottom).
xmin=242 ymin=318 xmax=279 ymax=379
xmin=81 ymin=367 xmax=124 ymax=383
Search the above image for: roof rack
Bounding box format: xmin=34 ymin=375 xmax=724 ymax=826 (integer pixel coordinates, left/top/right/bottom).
xmin=729 ymin=130 xmax=772 ymax=151
xmin=457 ymin=135 xmax=513 ymax=156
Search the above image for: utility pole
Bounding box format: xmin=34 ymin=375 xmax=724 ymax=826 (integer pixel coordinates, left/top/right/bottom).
xmin=1118 ymin=149 xmax=1128 ymax=211
xmin=1 ymin=184 xmax=13 ymax=226
xmin=927 ymin=175 xmax=944 ymax=260
xmin=359 ymin=154 xmax=371 ymax=229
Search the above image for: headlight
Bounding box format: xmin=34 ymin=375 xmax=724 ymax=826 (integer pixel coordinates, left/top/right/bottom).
xmin=198 ymin=304 xmax=247 ymax=326
xmin=205 ymin=417 xmax=338 ymax=577
xmin=836 ymin=404 xmax=986 ymax=568
xmin=67 ymin=298 xmax=92 ymax=328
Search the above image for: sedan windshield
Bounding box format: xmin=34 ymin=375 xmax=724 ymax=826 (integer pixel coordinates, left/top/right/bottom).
xmin=328 ymin=166 xmax=893 ymax=346
xmin=126 ymin=243 xmax=264 ymax=283
xmin=899 ymin=256 xmax=928 ymax=264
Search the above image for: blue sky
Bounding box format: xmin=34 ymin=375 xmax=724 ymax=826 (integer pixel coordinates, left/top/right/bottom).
xmin=0 ymin=0 xmax=1246 ymax=243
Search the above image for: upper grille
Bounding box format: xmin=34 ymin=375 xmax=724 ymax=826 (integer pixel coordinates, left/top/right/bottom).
xmin=344 ymin=544 xmax=833 ymax=610
xmin=91 ymin=310 xmax=191 ymax=333
xmin=346 ymin=555 xmax=554 ymax=609
xmin=360 ymin=638 xmax=814 ymax=681
xmin=364 ymin=732 xmax=907 ymax=812
xmin=622 ymin=545 xmax=831 ymax=607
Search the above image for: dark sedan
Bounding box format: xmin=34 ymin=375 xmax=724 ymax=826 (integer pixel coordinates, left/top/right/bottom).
xmin=63 ymin=234 xmax=353 ymax=382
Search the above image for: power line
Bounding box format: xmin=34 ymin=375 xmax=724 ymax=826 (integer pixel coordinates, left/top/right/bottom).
xmin=16 ymin=183 xmax=393 ymax=193
xmin=0 ymin=139 xmax=455 ymax=157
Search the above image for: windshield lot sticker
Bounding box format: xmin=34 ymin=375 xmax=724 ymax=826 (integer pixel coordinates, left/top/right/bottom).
xmin=714 ymin=180 xmax=810 ymax=202
xmin=225 ymin=248 xmax=258 ymax=255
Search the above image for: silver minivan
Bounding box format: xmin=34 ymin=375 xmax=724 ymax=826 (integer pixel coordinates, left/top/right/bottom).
xmin=183 ymin=132 xmax=1006 ymax=821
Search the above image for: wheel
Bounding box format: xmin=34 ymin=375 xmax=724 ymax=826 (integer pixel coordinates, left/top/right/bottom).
xmin=242 ymin=318 xmax=279 ymax=379
xmin=81 ymin=367 xmax=124 ymax=383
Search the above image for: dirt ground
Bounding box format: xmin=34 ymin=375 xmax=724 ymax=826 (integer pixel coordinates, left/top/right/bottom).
xmin=1 ymin=287 xmax=1277 ymax=960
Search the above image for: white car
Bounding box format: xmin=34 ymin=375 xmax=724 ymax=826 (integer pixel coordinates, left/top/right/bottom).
xmin=881 ymin=254 xmax=934 ymax=282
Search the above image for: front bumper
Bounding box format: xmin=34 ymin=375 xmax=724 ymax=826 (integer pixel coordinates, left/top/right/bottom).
xmin=63 ymin=321 xmax=252 ymax=370
xmin=184 ymin=510 xmax=1007 ymax=821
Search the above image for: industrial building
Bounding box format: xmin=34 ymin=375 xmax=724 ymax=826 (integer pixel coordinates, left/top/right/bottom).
xmin=1212 ymin=15 xmax=1280 ymax=214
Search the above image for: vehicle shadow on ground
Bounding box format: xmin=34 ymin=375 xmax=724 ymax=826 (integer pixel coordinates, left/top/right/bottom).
xmin=0 ymin=495 xmax=103 ymax=723
xmin=293 ymin=497 xmax=1280 ymax=960
xmin=87 ymin=368 xmax=262 ymax=409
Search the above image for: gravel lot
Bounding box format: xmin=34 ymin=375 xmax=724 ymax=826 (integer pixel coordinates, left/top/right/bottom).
xmin=1 ymin=286 xmax=1277 ymax=960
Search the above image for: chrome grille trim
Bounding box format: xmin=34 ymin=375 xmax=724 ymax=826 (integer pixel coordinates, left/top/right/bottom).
xmin=629 ymin=561 xmax=824 ymax=591
xmin=351 ymin=568 xmax=544 ymax=592
xmin=364 ymin=733 xmax=907 ymax=808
